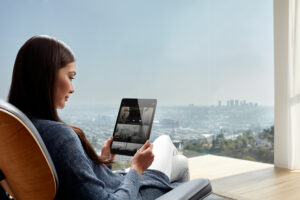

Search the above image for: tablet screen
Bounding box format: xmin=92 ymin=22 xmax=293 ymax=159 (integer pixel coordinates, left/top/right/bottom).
xmin=111 ymin=98 xmax=157 ymax=156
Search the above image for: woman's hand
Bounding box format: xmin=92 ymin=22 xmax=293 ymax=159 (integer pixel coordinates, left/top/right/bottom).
xmin=131 ymin=141 xmax=154 ymax=176
xmin=100 ymin=136 xmax=116 ymax=164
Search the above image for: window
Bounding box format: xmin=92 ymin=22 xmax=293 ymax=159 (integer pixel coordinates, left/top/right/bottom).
xmin=0 ymin=0 xmax=274 ymax=168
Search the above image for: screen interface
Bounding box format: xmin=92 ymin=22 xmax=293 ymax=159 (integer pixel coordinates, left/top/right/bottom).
xmin=111 ymin=99 xmax=156 ymax=153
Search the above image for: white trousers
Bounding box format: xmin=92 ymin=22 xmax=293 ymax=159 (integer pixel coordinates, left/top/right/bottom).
xmin=148 ymin=135 xmax=190 ymax=183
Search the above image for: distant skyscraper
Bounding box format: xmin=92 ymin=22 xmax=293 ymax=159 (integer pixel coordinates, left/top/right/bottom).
xmin=223 ymin=99 xmax=259 ymax=108
xmin=230 ymin=99 xmax=234 ymax=107
xmin=234 ymin=100 xmax=239 ymax=107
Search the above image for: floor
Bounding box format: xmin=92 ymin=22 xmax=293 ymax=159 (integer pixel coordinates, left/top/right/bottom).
xmin=189 ymin=154 xmax=300 ymax=200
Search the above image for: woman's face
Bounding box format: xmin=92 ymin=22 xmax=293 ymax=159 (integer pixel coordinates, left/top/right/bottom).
xmin=55 ymin=62 xmax=76 ymax=109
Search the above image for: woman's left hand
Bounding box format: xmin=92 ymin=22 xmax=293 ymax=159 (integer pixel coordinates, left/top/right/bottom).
xmin=100 ymin=136 xmax=116 ymax=164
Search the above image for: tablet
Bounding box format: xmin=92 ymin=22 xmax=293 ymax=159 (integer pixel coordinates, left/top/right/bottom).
xmin=110 ymin=98 xmax=157 ymax=156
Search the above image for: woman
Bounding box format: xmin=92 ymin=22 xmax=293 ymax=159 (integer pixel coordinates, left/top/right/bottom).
xmin=8 ymin=35 xmax=189 ymax=200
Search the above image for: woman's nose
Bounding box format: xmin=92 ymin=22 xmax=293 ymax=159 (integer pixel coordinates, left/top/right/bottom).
xmin=70 ymin=85 xmax=74 ymax=94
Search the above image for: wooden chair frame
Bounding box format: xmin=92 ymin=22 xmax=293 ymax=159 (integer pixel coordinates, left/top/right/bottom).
xmin=0 ymin=100 xmax=58 ymax=200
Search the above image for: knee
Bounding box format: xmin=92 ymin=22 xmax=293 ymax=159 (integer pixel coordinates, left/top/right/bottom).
xmin=153 ymin=134 xmax=173 ymax=147
xmin=156 ymin=134 xmax=172 ymax=143
xmin=152 ymin=135 xmax=173 ymax=152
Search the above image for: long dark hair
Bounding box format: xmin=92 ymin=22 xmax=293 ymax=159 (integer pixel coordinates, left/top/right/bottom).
xmin=8 ymin=35 xmax=110 ymax=164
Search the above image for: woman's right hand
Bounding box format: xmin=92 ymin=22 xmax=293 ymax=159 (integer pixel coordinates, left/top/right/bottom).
xmin=131 ymin=141 xmax=154 ymax=176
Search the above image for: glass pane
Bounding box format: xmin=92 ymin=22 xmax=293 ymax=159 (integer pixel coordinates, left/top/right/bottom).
xmin=0 ymin=0 xmax=274 ymax=169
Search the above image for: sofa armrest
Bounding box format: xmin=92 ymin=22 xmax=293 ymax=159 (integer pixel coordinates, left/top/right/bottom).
xmin=156 ymin=178 xmax=212 ymax=200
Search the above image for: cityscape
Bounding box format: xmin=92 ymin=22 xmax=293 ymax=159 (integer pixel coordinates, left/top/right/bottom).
xmin=58 ymin=99 xmax=274 ymax=164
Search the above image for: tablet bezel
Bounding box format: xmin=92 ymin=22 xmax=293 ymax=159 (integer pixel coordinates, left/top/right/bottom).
xmin=110 ymin=98 xmax=157 ymax=156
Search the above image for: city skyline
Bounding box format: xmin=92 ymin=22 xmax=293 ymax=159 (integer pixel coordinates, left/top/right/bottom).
xmin=218 ymin=99 xmax=259 ymax=107
xmin=59 ymin=102 xmax=274 ymax=156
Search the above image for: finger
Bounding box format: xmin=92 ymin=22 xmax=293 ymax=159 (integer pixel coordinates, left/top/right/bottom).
xmin=146 ymin=148 xmax=154 ymax=159
xmin=140 ymin=141 xmax=149 ymax=150
xmin=141 ymin=144 xmax=153 ymax=155
xmin=107 ymin=136 xmax=114 ymax=143
xmin=144 ymin=143 xmax=153 ymax=152
xmin=107 ymin=136 xmax=114 ymax=145
xmin=140 ymin=140 xmax=151 ymax=151
xmin=103 ymin=138 xmax=110 ymax=147
xmin=103 ymin=136 xmax=114 ymax=147
xmin=149 ymin=143 xmax=153 ymax=150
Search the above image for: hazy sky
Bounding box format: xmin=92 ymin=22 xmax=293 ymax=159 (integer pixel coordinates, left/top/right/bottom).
xmin=0 ymin=0 xmax=274 ymax=106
